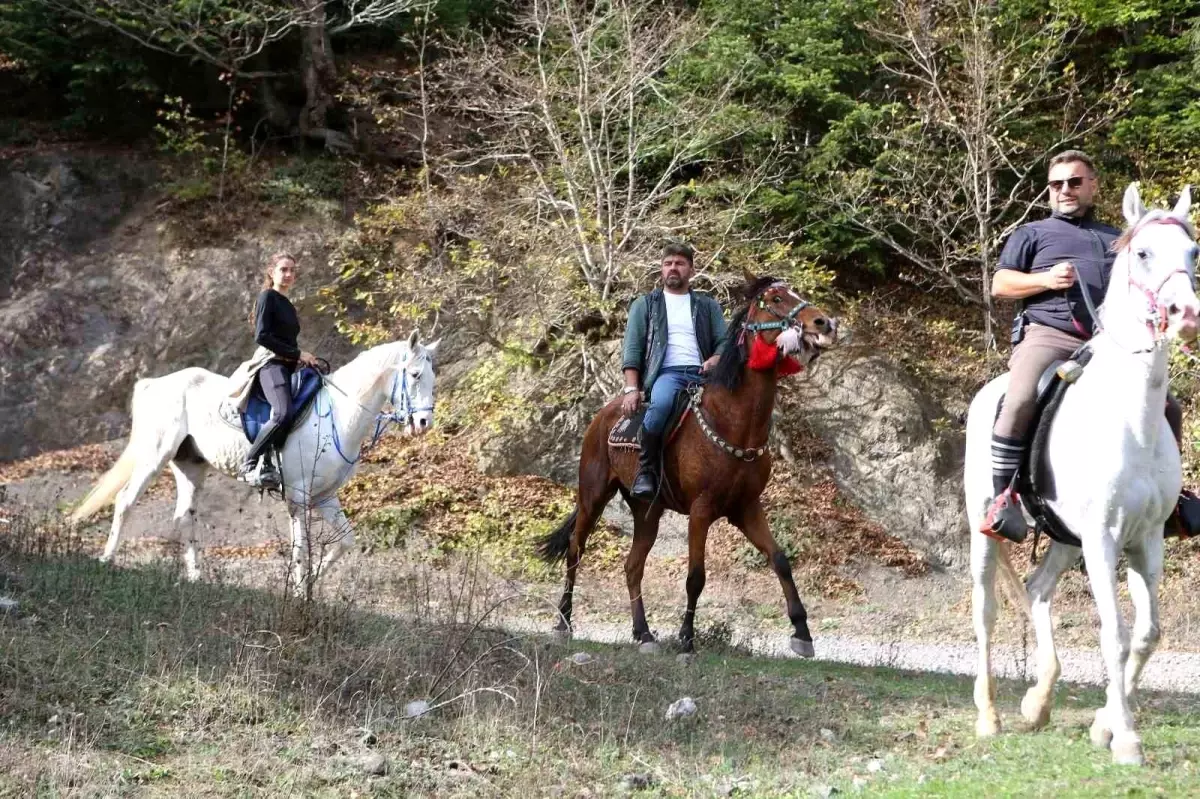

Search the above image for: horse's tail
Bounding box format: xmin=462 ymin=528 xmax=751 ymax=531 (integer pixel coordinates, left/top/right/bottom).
xmin=71 ymin=378 xmax=155 ymax=523
xmin=536 ymin=508 xmax=579 ymax=564
xmin=996 ymin=543 xmax=1032 ymax=620
xmin=70 ymin=443 xmax=137 ymax=522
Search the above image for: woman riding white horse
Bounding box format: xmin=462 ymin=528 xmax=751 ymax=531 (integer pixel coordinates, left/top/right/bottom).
xmin=965 ymin=183 xmax=1199 ymax=766
xmin=71 ymin=295 xmax=439 ymax=592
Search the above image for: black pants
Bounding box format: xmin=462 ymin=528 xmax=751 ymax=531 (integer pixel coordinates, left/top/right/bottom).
xmin=243 ymin=362 xmax=293 ymax=469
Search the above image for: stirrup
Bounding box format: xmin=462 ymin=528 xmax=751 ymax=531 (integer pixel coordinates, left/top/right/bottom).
xmin=980 ymin=489 xmax=1028 ymax=543
xmin=631 ymin=469 xmax=658 ymax=500
xmin=240 ymin=460 xmax=280 ymax=490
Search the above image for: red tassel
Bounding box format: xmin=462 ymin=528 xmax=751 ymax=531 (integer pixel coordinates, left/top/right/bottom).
xmin=747 ymin=335 xmax=779 ymax=370
xmin=747 ymin=333 xmax=805 ymax=375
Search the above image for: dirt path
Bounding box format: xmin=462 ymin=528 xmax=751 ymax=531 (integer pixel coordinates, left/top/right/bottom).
xmin=6 ymin=443 xmax=1200 ymax=697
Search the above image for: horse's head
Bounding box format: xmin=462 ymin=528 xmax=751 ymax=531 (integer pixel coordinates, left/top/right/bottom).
xmin=740 ymin=268 xmax=838 ymax=367
xmin=399 ymin=329 xmax=440 ymax=435
xmin=1114 ymin=183 xmax=1200 ymax=344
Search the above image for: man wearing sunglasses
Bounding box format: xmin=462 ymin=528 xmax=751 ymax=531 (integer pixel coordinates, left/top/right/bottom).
xmin=982 ymin=150 xmax=1199 ymax=542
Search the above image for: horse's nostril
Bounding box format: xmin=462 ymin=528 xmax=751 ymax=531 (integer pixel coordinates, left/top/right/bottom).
xmin=814 ymin=317 xmax=828 ymax=329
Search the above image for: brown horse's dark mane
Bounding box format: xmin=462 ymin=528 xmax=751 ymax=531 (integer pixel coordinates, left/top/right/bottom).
xmin=708 ymin=275 xmax=781 ymax=391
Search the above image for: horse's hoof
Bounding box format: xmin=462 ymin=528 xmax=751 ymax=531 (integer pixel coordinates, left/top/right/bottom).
xmin=638 ymin=641 xmax=661 ymax=655
xmin=1111 ymin=737 xmax=1144 ymax=766
xmin=552 ymin=627 xmax=572 ymax=643
xmin=676 ymin=652 xmax=697 ymax=664
xmin=1020 ymin=690 xmax=1051 ymax=729
xmin=1090 ymin=716 xmax=1114 ymax=749
xmin=790 ymin=637 xmax=815 ymax=659
xmin=975 ymin=713 xmax=1001 ymax=738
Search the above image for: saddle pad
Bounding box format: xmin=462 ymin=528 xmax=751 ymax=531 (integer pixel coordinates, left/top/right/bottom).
xmin=241 ymin=367 xmax=324 ymax=443
xmin=607 ymin=387 xmax=694 ymax=450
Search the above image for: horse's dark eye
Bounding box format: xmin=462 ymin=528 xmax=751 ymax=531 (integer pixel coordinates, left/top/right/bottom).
xmin=1137 ymin=248 xmax=1150 ymax=261
xmin=772 ymin=296 xmax=782 ymax=303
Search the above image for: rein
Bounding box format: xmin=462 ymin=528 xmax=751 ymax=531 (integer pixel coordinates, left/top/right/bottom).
xmin=316 ymin=354 xmax=434 ymax=466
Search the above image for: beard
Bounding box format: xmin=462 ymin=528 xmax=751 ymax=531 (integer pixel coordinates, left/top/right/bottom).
xmin=664 ymin=273 xmax=684 ymax=289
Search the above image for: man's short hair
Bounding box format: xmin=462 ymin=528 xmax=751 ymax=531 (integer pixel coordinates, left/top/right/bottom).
xmin=1048 ymin=150 xmax=1096 ymax=174
xmin=662 ymin=242 xmax=695 ymax=265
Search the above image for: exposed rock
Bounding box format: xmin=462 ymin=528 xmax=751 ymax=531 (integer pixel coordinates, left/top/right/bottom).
xmin=794 ymin=348 xmax=967 ymax=569
xmin=0 ymin=152 xmax=354 ymax=460
xmin=619 ymin=773 xmax=654 ymax=791
xmin=664 ymin=697 xmax=697 ymax=721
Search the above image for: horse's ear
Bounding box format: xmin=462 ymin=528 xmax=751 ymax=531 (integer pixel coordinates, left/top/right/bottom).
xmin=1173 ymin=185 xmax=1192 ymax=222
xmin=1123 ymin=182 xmax=1147 ymax=226
xmin=424 ymin=338 xmax=441 ymax=357
xmin=407 ymin=329 xmax=420 ymax=349
xmin=742 ymin=265 xmax=759 ymax=285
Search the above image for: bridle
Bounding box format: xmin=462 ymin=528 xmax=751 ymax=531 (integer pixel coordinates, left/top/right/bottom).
xmin=317 ymin=350 xmax=436 ymax=466
xmin=741 ymin=281 xmax=809 ymax=335
xmin=1079 ymin=217 xmax=1196 ymax=353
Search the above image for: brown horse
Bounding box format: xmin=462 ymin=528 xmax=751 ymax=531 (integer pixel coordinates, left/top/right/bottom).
xmin=537 ymin=273 xmax=838 ymax=654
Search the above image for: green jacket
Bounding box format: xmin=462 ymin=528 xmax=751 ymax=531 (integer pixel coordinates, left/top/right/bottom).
xmin=622 ymin=288 xmax=727 ymax=393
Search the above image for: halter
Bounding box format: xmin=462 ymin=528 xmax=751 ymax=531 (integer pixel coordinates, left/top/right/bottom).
xmin=742 ymin=281 xmax=809 ymax=334
xmin=316 ymin=351 xmax=436 ymax=466
xmin=1082 ymin=216 xmax=1196 ymax=352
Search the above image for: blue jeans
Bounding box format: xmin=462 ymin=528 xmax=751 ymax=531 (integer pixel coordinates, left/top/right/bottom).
xmin=643 ymin=366 xmax=701 ymax=435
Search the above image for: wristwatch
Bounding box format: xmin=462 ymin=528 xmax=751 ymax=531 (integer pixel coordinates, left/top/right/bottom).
xmin=621 ymin=386 xmax=639 ymax=395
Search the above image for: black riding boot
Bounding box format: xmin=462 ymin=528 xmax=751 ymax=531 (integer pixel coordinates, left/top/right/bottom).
xmin=1166 ymin=489 xmax=1200 ymax=539
xmin=631 ymin=431 xmax=663 ymax=501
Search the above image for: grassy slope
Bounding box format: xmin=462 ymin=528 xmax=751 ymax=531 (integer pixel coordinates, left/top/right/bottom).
xmin=0 ymin=546 xmax=1197 ymax=798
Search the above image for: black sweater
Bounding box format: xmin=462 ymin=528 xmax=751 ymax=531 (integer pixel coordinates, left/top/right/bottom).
xmin=254 ymin=289 xmax=301 ymax=361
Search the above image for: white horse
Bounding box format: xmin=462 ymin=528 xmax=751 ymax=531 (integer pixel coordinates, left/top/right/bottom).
xmin=965 ymin=184 xmax=1199 ymax=765
xmin=71 ymin=330 xmax=440 ymax=592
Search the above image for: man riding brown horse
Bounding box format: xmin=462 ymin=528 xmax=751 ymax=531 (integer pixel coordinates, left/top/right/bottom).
xmin=539 ymin=265 xmax=837 ymax=655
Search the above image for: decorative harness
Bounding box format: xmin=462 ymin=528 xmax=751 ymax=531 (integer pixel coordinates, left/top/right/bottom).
xmin=316 ymin=352 xmax=435 ymax=466
xmin=693 ymin=282 xmax=809 ymax=462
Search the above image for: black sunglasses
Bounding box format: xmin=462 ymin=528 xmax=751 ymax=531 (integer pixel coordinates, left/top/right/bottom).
xmin=1048 ymin=176 xmax=1089 ymax=192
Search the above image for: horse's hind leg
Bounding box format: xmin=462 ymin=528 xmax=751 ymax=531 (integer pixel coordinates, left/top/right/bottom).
xmin=971 ymin=528 xmax=1002 ymax=736
xmin=1123 ymin=533 xmax=1163 ymax=701
xmin=1021 ymin=542 xmax=1076 ymax=729
xmin=554 ymin=473 xmax=617 ymax=636
xmin=729 ymin=499 xmax=813 ymax=657
xmin=100 ymin=445 xmax=176 ymax=564
xmin=624 ymin=496 xmax=663 ymax=649
xmin=168 ymin=460 xmax=208 ymax=582
xmin=1082 ymin=531 xmax=1141 ymax=765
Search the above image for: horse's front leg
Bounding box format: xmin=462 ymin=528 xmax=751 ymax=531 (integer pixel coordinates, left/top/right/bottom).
xmin=312 ymin=498 xmax=355 ymax=585
xmin=971 ymin=527 xmax=1002 ymax=737
xmin=1124 ymin=533 xmax=1163 ymax=701
xmin=1020 ymin=542 xmax=1076 ymax=729
xmin=1083 ymin=530 xmax=1141 ymax=765
xmin=729 ymin=499 xmax=813 ymax=657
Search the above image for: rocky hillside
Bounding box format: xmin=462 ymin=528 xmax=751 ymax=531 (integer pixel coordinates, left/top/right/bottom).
xmin=0 ymin=149 xmax=357 ymax=460
xmin=0 ymin=146 xmax=970 ymax=570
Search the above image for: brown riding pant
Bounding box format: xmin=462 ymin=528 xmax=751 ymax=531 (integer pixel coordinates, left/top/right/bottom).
xmin=994 ymin=322 xmax=1182 ymax=446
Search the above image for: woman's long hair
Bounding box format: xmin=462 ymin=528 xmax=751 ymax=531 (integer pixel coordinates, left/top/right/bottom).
xmin=248 ymin=251 xmax=296 ymax=326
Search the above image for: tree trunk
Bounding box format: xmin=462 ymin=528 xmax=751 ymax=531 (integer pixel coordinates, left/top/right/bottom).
xmin=297 ymin=3 xmax=353 ymax=152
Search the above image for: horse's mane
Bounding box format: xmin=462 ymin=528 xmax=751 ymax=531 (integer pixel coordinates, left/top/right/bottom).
xmin=331 ymin=340 xmax=414 ymax=403
xmin=1112 ymin=209 xmax=1196 ymax=254
xmin=707 ymin=275 xmax=781 ymax=392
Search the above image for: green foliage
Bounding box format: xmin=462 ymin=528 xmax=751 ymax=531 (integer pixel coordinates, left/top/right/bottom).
xmin=0 ymin=2 xmax=163 ymax=132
